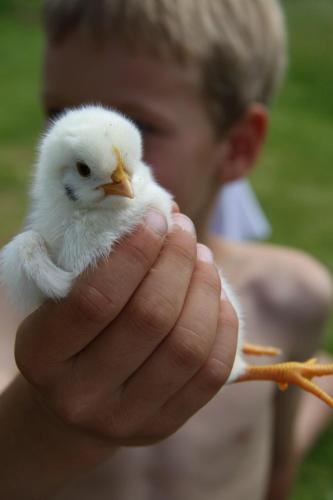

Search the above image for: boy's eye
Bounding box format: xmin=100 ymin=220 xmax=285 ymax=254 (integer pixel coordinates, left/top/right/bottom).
xmin=76 ymin=162 xmax=91 ymax=177
xmin=133 ymin=119 xmax=157 ymax=135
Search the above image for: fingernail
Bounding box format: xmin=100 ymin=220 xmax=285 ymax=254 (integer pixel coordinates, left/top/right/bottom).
xmin=197 ymin=243 xmax=213 ymax=263
xmin=145 ymin=209 xmax=168 ymax=236
xmin=171 ymin=201 xmax=180 ymax=213
xmin=172 ymin=213 xmax=196 ymax=235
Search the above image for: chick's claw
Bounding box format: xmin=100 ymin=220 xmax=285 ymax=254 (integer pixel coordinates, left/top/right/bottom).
xmin=242 ymin=342 xmax=281 ymax=357
xmin=235 ymin=359 xmax=333 ymax=408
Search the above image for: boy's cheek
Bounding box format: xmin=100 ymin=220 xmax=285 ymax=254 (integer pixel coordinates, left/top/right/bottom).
xmin=143 ymin=140 xmax=180 ymax=181
xmin=140 ymin=130 xmax=218 ymax=215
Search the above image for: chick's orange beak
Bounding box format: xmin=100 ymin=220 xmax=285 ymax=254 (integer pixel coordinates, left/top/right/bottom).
xmin=99 ymin=147 xmax=134 ymax=199
xmin=101 ymin=178 xmax=134 ymax=198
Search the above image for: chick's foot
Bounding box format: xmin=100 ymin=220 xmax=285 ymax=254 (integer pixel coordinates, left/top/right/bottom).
xmin=242 ymin=342 xmax=281 ymax=357
xmin=235 ymin=358 xmax=333 ymax=408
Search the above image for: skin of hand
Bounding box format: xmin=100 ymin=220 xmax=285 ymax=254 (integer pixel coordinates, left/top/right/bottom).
xmin=2 ymin=209 xmax=238 ymax=499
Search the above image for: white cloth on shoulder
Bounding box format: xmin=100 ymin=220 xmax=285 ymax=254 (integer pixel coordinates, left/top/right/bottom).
xmin=209 ymin=179 xmax=271 ymax=241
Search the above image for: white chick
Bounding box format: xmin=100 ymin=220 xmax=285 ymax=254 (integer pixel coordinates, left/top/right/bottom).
xmin=1 ymin=106 xmax=173 ymax=313
xmin=0 ymin=105 xmax=246 ymax=385
xmin=2 ymin=105 xmax=333 ymax=401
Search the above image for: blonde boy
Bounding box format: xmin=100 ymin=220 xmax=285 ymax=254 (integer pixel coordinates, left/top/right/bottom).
xmin=0 ymin=1 xmax=332 ymax=499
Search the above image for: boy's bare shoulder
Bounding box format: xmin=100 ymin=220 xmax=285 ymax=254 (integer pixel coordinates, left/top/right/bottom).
xmin=250 ymin=242 xmax=331 ymax=325
xmin=211 ymin=237 xmax=332 ymax=344
xmin=240 ymin=242 xmax=331 ymax=317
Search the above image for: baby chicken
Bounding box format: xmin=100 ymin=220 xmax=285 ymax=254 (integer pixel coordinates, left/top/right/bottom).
xmin=1 ymin=105 xmax=333 ymax=406
xmin=1 ymin=106 xmax=173 ymax=313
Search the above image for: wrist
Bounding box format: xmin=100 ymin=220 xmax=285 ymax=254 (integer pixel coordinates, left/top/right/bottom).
xmin=0 ymin=375 xmax=117 ymax=499
xmin=19 ymin=374 xmax=117 ymax=459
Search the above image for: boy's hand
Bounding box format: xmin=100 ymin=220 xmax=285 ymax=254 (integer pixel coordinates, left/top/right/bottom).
xmin=15 ymin=211 xmax=238 ymax=448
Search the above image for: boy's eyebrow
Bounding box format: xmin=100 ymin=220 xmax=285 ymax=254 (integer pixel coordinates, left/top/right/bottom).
xmin=43 ymin=92 xmax=177 ymax=127
xmin=114 ymin=100 xmax=176 ymax=126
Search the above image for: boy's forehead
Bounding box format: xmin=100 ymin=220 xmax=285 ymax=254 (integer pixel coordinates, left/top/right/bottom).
xmin=42 ymin=28 xmax=202 ymax=120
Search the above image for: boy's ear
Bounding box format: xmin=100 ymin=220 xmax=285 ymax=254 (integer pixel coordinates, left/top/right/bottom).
xmin=217 ymin=104 xmax=268 ymax=183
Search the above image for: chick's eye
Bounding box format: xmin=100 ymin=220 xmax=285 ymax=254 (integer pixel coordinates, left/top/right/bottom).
xmin=76 ymin=162 xmax=91 ymax=177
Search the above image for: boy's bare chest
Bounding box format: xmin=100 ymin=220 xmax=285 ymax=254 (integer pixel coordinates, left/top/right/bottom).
xmin=56 ymin=382 xmax=275 ymax=500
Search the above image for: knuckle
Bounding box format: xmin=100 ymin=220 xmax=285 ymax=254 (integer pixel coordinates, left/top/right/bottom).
xmin=195 ymin=266 xmax=221 ymax=298
xmin=105 ymin=404 xmax=143 ymax=443
xmin=169 ymin=326 xmax=207 ymax=370
xmin=58 ymin=403 xmax=83 ymax=427
xmin=51 ymin=387 xmax=87 ymax=427
xmin=125 ymin=234 xmax=156 ymax=272
xmin=69 ymin=283 xmax=115 ymax=324
xmin=129 ymin=291 xmax=177 ymax=338
xmin=52 ymin=390 xmax=135 ymax=442
xmin=199 ymin=357 xmax=231 ymax=392
xmin=168 ymin=239 xmax=196 ymax=268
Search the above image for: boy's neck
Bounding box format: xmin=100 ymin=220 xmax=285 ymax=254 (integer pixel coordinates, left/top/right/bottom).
xmin=194 ymin=208 xmax=242 ymax=271
xmin=192 ymin=200 xmax=218 ymax=246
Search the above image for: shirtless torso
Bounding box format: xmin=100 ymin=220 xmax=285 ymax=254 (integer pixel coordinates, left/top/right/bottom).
xmin=0 ymin=237 xmax=331 ymax=500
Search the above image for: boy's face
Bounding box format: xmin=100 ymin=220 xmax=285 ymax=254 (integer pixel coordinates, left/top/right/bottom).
xmin=42 ymin=29 xmax=226 ymax=223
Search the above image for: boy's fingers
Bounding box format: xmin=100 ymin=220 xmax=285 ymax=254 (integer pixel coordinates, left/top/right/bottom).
xmin=171 ymin=202 xmax=180 ymax=213
xmin=73 ymin=216 xmax=197 ymax=391
xmin=120 ymin=256 xmax=221 ymax=417
xmin=15 ymin=211 xmax=168 ymax=379
xmin=156 ymin=299 xmax=238 ymax=433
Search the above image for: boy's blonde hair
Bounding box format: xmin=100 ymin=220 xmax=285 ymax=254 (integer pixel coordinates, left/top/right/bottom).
xmin=43 ymin=0 xmax=287 ymax=134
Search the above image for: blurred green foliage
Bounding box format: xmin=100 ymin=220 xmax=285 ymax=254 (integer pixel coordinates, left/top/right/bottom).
xmin=254 ymin=0 xmax=333 ymax=272
xmin=0 ymin=0 xmax=41 ymax=15
xmin=0 ymin=2 xmax=43 ymax=237
xmin=0 ymin=0 xmax=333 ymax=498
xmin=253 ymin=3 xmax=333 ymax=494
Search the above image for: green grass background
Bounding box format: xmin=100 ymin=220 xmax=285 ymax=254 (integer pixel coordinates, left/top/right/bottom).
xmin=0 ymin=1 xmax=332 ymax=498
